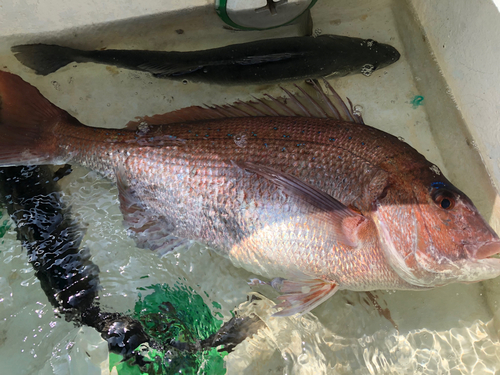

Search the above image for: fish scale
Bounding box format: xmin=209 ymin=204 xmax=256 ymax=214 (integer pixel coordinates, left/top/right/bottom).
xmin=1 ymin=71 xmax=499 ymax=316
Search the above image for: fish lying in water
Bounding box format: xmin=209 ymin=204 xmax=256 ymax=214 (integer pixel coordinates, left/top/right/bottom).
xmin=0 ymin=71 xmax=499 ymax=316
xmin=11 ymin=35 xmax=400 ymax=84
xmin=0 ymin=165 xmax=99 ymax=314
xmin=0 ymin=164 xmax=154 ymax=359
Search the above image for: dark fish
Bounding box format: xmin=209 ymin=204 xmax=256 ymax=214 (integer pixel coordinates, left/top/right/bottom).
xmin=0 ymin=71 xmax=498 ymax=318
xmin=0 ymin=165 xmax=99 ymax=315
xmin=0 ymin=163 xmax=263 ymax=364
xmin=11 ymin=35 xmax=400 ymax=84
xmin=0 ymin=164 xmax=153 ymax=359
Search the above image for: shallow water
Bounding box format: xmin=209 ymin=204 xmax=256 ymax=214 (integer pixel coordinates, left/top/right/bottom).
xmin=0 ymin=0 xmax=499 ymax=374
xmin=2 ymin=169 xmax=500 ymax=374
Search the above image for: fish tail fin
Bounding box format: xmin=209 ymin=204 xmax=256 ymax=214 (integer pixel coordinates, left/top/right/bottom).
xmin=0 ymin=71 xmax=78 ymax=165
xmin=11 ymin=44 xmax=80 ymax=75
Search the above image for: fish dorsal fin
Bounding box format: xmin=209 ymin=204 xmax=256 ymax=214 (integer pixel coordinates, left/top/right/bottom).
xmin=125 ymin=79 xmax=364 ymax=130
xmin=234 ymin=161 xmax=366 ymax=248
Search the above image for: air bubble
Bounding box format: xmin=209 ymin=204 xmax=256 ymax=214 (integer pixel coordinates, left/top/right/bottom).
xmin=136 ymin=122 xmax=151 ymax=136
xmin=234 ymin=133 xmax=247 ymax=148
xmin=353 ymin=104 xmax=364 ymax=117
xmin=430 ymin=165 xmax=441 ymax=175
xmin=297 ymin=353 xmax=309 ymax=365
xmin=361 ymin=64 xmax=375 ymax=77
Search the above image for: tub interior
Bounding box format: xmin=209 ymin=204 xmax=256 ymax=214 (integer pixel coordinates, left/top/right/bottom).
xmin=0 ymin=0 xmax=499 ymax=374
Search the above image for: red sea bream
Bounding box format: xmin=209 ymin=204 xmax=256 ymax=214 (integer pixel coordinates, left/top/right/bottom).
xmin=0 ymin=71 xmax=499 ymax=316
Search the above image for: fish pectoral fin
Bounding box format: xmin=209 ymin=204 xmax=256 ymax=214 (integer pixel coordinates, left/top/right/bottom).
xmin=272 ymin=279 xmax=339 ymax=317
xmin=234 ymin=161 xmax=366 ymax=248
xmin=116 ymin=166 xmax=192 ymax=254
xmin=137 ymin=62 xmax=203 ymax=76
xmin=234 ymin=52 xmax=302 ymax=65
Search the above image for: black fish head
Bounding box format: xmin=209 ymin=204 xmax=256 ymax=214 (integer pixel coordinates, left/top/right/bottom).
xmin=323 ymin=35 xmax=401 ymax=77
xmin=358 ymin=39 xmax=401 ymax=76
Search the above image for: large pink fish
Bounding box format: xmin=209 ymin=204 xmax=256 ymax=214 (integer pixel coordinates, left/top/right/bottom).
xmin=0 ymin=71 xmax=499 ymax=316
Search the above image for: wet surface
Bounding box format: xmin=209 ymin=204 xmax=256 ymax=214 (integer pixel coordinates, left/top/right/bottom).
xmin=0 ymin=0 xmax=499 ymax=374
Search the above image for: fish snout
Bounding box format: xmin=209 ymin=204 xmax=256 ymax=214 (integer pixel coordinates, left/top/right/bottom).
xmin=374 ymin=44 xmax=401 ymax=68
xmin=390 ymin=47 xmax=401 ymax=63
xmin=473 ymin=240 xmax=500 ymax=260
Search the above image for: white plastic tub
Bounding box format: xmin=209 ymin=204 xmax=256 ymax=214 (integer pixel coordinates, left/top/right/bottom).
xmin=0 ymin=0 xmax=499 ymax=374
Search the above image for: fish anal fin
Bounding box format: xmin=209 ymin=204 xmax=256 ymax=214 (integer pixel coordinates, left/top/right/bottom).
xmin=272 ymin=279 xmax=339 ymax=317
xmin=125 ymin=81 xmax=362 ymax=129
xmin=116 ymin=167 xmax=189 ymax=254
xmin=234 ymin=161 xmax=365 ymax=248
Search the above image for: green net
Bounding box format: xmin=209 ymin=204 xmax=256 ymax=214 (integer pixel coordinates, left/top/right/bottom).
xmin=110 ymin=282 xmax=228 ymax=375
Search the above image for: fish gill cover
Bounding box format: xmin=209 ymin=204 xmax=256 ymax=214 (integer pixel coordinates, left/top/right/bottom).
xmin=110 ymin=282 xmax=227 ymax=375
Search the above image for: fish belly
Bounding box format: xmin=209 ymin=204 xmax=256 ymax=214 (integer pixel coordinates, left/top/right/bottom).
xmin=100 ymin=150 xmax=408 ymax=291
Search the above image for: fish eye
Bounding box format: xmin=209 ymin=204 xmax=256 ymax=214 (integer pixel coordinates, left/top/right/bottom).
xmin=432 ymin=189 xmax=455 ymax=210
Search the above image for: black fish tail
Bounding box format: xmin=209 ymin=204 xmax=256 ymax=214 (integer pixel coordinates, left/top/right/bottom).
xmin=11 ymin=44 xmax=83 ymax=75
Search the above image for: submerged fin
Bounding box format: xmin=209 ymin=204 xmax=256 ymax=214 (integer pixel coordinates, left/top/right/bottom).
xmin=0 ymin=71 xmax=79 ymax=165
xmin=116 ymin=166 xmax=193 ymax=254
xmin=12 ymin=44 xmax=80 ymax=75
xmin=234 ymin=161 xmax=365 ymax=248
xmin=125 ymin=79 xmax=364 ymax=129
xmin=138 ymin=52 xmax=301 ymax=78
xmin=273 ymin=278 xmax=339 ymax=317
xmin=138 ymin=62 xmax=203 ymax=77
xmin=234 ymin=52 xmax=302 ymax=65
xmin=52 ymin=164 xmax=73 ymax=182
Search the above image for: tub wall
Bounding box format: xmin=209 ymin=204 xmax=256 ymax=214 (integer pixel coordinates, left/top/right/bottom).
xmin=407 ymin=0 xmax=500 ymax=213
xmin=0 ymin=0 xmax=208 ymax=37
xmin=404 ymin=0 xmax=500 ymax=329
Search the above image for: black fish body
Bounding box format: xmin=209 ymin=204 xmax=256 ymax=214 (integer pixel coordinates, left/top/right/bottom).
xmin=12 ymin=35 xmax=400 ymax=84
xmin=0 ymin=165 xmax=153 ymax=357
xmin=0 ymin=165 xmax=100 ymax=313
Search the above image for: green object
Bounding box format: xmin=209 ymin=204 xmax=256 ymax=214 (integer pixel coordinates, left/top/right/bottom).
xmin=0 ymin=214 xmax=11 ymax=238
xmin=215 ymin=0 xmax=318 ymax=30
xmin=411 ymin=95 xmax=424 ymax=109
xmin=110 ymin=283 xmax=227 ymax=375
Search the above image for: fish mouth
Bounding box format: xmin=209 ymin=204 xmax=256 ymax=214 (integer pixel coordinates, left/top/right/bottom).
xmin=389 ymin=47 xmax=401 ymax=63
xmin=473 ymin=241 xmax=500 ymax=260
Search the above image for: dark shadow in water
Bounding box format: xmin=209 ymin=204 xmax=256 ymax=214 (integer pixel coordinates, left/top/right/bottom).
xmin=0 ymin=165 xmax=150 ymax=362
